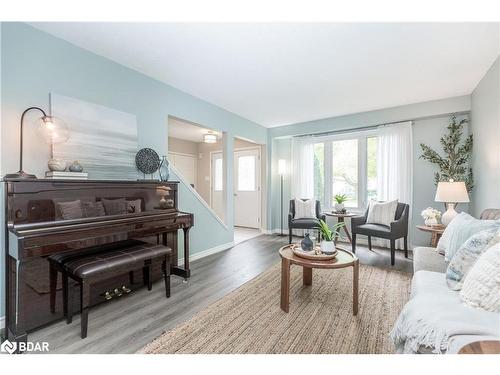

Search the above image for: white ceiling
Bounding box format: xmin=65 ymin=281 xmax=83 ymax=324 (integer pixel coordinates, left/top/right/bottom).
xmin=31 ymin=22 xmax=499 ymax=127
xmin=168 ymin=117 xmax=221 ymax=143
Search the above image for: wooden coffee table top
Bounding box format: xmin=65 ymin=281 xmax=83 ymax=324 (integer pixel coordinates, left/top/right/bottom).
xmin=458 ymin=340 xmax=500 ymax=354
xmin=279 ymin=244 xmax=358 ymax=269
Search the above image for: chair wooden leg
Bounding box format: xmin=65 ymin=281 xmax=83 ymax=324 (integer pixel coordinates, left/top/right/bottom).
xmin=128 ymin=270 xmax=135 ymax=285
xmin=368 ymin=236 xmax=372 ymax=251
xmin=352 ymin=233 xmax=356 ymax=253
xmin=49 ymin=263 xmax=57 ymax=313
xmin=80 ymin=281 xmax=90 ymax=339
xmin=404 ymin=236 xmax=408 ymax=258
xmin=390 ymin=239 xmax=395 ymax=266
xmin=289 ymin=228 xmax=292 ymax=244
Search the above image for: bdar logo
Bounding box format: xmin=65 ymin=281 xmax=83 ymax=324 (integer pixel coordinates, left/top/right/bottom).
xmin=1 ymin=339 xmax=17 ymax=354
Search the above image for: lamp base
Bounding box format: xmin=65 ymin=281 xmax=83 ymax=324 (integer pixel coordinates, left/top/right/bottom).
xmin=441 ymin=203 xmax=457 ymax=226
xmin=3 ymin=170 xmax=37 ymax=180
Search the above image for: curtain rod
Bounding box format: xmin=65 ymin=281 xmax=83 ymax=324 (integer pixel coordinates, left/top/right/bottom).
xmin=293 ymin=110 xmax=469 ymax=139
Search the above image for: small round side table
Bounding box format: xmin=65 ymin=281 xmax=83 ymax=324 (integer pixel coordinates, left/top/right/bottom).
xmin=416 ymin=224 xmax=445 ymax=247
xmin=323 ymin=212 xmax=357 ymax=243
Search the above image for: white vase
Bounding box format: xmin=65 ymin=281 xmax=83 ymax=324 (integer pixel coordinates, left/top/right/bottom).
xmin=320 ymin=240 xmax=335 ymax=254
xmin=48 ymin=158 xmax=67 ymax=172
xmin=424 ymin=217 xmax=438 ymax=226
xmin=334 ymin=203 xmax=345 ymax=212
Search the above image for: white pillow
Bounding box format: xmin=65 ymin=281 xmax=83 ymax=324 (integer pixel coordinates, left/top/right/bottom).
xmin=436 ymin=212 xmax=500 ymax=261
xmin=366 ymin=200 xmax=398 ymax=227
xmin=460 ymin=243 xmax=500 ymax=313
xmin=294 ymin=198 xmax=316 ymax=219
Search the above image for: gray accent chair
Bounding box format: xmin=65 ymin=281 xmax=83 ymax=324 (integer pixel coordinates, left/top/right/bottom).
xmin=351 ymin=202 xmax=410 ymax=266
xmin=288 ymin=199 xmax=326 ymax=244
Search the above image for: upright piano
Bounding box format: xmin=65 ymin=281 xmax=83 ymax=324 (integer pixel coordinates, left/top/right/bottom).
xmin=3 ymin=179 xmax=193 ymax=343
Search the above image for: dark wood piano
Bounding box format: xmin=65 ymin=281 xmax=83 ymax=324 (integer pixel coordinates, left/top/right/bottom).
xmin=3 ymin=179 xmax=193 ymax=343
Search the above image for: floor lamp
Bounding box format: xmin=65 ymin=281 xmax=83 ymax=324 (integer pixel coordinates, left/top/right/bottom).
xmin=278 ymin=159 xmax=286 ymax=236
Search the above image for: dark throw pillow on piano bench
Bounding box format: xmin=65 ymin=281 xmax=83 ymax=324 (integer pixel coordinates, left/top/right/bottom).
xmin=101 ymin=198 xmax=128 ymax=216
xmin=56 ymin=200 xmax=84 ymax=220
xmin=81 ymin=201 xmax=106 ymax=218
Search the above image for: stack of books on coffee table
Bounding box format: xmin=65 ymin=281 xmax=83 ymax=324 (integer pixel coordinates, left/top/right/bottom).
xmin=45 ymin=171 xmax=88 ymax=180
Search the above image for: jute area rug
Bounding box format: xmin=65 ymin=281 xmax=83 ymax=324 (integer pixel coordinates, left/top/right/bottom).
xmin=140 ymin=263 xmax=411 ymax=354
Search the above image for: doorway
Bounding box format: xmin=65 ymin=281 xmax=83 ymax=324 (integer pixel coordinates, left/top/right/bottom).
xmin=234 ymin=147 xmax=261 ymax=229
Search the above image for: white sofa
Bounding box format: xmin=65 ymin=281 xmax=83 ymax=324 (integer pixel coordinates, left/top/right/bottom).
xmin=392 ymin=209 xmax=500 ymax=354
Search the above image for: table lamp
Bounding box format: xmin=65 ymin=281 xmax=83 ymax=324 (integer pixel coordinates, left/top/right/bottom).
xmin=4 ymin=106 xmax=69 ymax=179
xmin=435 ymin=179 xmax=469 ymax=226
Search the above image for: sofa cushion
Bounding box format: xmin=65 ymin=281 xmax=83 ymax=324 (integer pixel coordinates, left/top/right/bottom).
xmin=290 ymin=218 xmax=318 ymax=229
xmin=446 ymin=228 xmax=498 ymax=290
xmin=411 ymin=270 xmax=449 ymax=298
xmin=413 ymin=246 xmax=447 ymax=273
xmin=436 ymin=212 xmax=500 ymax=261
xmin=353 ymin=223 xmax=391 ymax=237
xmin=293 ymin=198 xmax=316 ymax=219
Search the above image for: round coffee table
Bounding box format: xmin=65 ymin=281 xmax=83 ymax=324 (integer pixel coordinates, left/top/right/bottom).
xmin=278 ymin=244 xmax=359 ymax=315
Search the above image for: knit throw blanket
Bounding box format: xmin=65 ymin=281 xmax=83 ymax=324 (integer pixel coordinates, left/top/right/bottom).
xmin=390 ymin=293 xmax=500 ymax=354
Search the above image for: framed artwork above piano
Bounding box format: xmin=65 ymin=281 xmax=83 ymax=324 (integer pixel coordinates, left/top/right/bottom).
xmin=3 ymin=178 xmax=194 ymax=344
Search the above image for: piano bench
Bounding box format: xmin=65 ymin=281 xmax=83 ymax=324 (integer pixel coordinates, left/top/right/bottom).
xmin=62 ymin=241 xmax=172 ymax=339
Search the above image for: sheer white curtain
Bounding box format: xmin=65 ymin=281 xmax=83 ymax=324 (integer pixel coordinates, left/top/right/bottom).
xmin=290 ymin=136 xmax=315 ymax=236
xmin=291 ymin=136 xmax=315 ymax=200
xmin=376 ymin=121 xmax=413 ymax=249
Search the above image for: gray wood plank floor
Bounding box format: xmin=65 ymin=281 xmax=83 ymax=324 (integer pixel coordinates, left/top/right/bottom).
xmin=29 ymin=234 xmax=412 ymax=354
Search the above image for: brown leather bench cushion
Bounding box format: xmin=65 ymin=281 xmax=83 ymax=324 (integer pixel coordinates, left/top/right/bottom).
xmin=63 ymin=241 xmax=171 ymax=280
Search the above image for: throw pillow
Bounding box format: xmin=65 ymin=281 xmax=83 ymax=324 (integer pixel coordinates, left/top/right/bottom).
xmin=81 ymin=201 xmax=106 ymax=218
xmin=436 ymin=212 xmax=500 ymax=261
xmin=366 ymin=199 xmax=398 ymax=227
xmin=445 ymin=228 xmax=498 ymax=290
xmin=57 ymin=200 xmax=83 ymax=220
xmin=101 ymin=198 xmax=128 ymax=215
xmin=127 ymin=199 xmax=143 ymax=213
xmin=460 ymin=243 xmax=500 ymax=313
xmin=294 ymin=198 xmax=316 ymax=219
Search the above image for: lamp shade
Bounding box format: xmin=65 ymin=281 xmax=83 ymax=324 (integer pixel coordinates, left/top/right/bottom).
xmin=278 ymin=159 xmax=286 ymax=175
xmin=37 ymin=116 xmax=69 ymax=144
xmin=435 ymin=181 xmax=469 ymax=203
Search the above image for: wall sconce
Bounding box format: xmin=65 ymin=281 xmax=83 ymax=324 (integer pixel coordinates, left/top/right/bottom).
xmin=4 ymin=106 xmax=69 ymax=179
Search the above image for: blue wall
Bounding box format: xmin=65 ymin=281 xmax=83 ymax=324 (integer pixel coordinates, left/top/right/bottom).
xmin=0 ymin=22 xmax=268 ymax=318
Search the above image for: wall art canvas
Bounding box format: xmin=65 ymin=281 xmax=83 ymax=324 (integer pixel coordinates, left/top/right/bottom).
xmin=50 ymin=93 xmax=139 ymax=180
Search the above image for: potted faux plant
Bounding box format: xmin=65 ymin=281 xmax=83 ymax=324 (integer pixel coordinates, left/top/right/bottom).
xmin=333 ymin=194 xmax=348 ymax=212
xmin=316 ymin=219 xmax=344 ymax=254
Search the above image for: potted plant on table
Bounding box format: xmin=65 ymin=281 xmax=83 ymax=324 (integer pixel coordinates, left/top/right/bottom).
xmin=421 ymin=207 xmax=442 ymax=226
xmin=316 ymin=219 xmax=345 ymax=254
xmin=333 ymin=194 xmax=348 ymax=213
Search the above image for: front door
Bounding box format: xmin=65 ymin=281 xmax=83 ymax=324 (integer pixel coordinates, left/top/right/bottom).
xmin=234 ymin=148 xmax=261 ymax=228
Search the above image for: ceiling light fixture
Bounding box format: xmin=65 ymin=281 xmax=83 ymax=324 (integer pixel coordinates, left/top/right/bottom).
xmin=203 ymin=132 xmax=217 ymax=144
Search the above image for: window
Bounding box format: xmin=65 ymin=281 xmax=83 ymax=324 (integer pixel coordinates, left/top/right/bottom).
xmin=214 ymin=157 xmax=223 ymax=191
xmin=332 ymin=139 xmax=358 ymax=207
xmin=237 ymin=155 xmax=256 ymax=191
xmin=312 ymin=133 xmax=378 ymax=210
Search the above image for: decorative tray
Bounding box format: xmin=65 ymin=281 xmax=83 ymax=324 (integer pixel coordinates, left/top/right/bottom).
xmin=291 ymin=244 xmax=338 ymax=260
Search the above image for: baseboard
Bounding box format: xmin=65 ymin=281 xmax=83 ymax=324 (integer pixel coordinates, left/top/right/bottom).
xmin=0 ymin=316 xmax=4 ymax=330
xmin=177 ymin=241 xmax=235 ymax=266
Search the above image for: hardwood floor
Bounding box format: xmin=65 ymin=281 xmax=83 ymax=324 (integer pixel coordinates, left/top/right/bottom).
xmin=29 ymin=234 xmax=412 ymax=354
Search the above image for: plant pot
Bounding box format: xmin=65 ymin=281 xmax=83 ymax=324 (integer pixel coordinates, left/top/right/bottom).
xmin=334 ymin=203 xmax=345 ymax=212
xmin=320 ymin=240 xmax=335 ymax=254
xmin=424 ymin=217 xmax=438 ymax=226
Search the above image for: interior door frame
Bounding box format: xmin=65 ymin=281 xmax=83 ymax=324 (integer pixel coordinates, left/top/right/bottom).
xmin=233 ymin=146 xmax=262 ymax=229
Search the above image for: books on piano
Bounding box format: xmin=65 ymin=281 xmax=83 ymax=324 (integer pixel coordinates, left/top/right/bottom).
xmin=45 ymin=171 xmax=89 ymax=179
